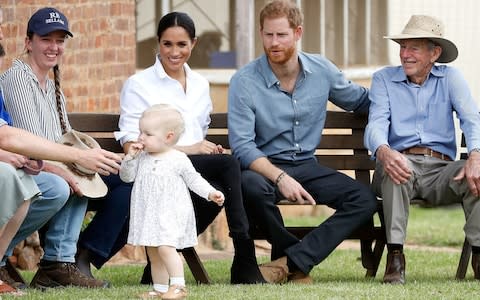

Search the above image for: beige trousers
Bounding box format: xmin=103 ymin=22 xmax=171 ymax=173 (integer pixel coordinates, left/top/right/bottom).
xmin=373 ymin=155 xmax=480 ymax=247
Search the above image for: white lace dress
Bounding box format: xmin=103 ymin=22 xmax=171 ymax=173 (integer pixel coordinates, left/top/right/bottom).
xmin=120 ymin=149 xmax=215 ymax=248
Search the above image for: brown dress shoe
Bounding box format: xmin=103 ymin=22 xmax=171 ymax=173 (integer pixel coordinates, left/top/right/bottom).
xmin=472 ymin=253 xmax=480 ymax=280
xmin=383 ymin=250 xmax=406 ymax=284
xmin=30 ymin=262 xmax=110 ymax=289
xmin=259 ymin=256 xmax=289 ymax=284
xmin=287 ymin=270 xmax=313 ymax=284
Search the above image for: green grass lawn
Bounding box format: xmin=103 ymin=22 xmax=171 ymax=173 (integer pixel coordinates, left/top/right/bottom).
xmin=4 ymin=205 xmax=476 ymax=299
xmin=285 ymin=204 xmax=466 ymax=247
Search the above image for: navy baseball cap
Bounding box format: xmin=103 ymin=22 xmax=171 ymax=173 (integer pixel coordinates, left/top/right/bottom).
xmin=27 ymin=7 xmax=73 ymax=37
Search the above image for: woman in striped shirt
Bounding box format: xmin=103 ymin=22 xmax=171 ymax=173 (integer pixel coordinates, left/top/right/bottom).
xmin=0 ymin=7 xmax=125 ymax=289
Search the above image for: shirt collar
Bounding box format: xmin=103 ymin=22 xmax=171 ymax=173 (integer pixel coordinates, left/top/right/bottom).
xmin=257 ymin=52 xmax=309 ymax=88
xmin=154 ymin=55 xmax=193 ymax=80
xmin=391 ymin=64 xmax=446 ymax=83
xmin=12 ymin=59 xmax=39 ymax=84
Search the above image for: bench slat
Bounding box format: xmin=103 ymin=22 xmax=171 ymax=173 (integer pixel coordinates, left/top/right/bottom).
xmin=69 ymin=113 xmax=120 ymax=132
xmin=208 ymin=111 xmax=369 ymax=130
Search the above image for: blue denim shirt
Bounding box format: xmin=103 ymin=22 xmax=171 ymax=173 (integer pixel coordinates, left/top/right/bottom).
xmin=228 ymin=52 xmax=369 ymax=169
xmin=364 ymin=65 xmax=480 ymax=160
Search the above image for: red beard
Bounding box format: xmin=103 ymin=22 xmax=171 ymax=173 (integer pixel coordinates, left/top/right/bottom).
xmin=265 ymin=45 xmax=295 ymax=65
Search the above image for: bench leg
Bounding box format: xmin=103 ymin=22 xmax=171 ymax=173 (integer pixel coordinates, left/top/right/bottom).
xmin=181 ymin=247 xmax=211 ymax=284
xmin=456 ymin=238 xmax=471 ymax=280
xmin=360 ymin=239 xmax=375 ymax=270
xmin=365 ymin=238 xmax=386 ymax=278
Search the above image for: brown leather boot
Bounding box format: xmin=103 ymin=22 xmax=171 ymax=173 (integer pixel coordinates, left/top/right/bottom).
xmin=472 ymin=253 xmax=480 ymax=280
xmin=383 ymin=250 xmax=406 ymax=284
xmin=30 ymin=261 xmax=109 ymax=289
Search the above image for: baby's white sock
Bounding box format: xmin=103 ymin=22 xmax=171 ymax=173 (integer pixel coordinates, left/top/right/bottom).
xmin=170 ymin=277 xmax=185 ymax=287
xmin=153 ymin=283 xmax=169 ymax=293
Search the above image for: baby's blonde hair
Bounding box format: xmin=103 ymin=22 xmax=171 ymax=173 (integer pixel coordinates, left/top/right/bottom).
xmin=141 ymin=104 xmax=185 ymax=145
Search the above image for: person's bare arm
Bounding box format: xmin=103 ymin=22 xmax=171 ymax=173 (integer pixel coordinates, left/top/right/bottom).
xmin=0 ymin=125 xmax=121 ymax=175
xmin=175 ymin=140 xmax=224 ymax=155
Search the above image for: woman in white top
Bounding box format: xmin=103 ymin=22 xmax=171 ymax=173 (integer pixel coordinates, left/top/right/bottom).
xmin=117 ymin=12 xmax=265 ymax=284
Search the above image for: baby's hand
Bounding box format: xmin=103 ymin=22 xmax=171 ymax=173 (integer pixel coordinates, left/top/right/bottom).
xmin=128 ymin=143 xmax=144 ymax=157
xmin=209 ymin=190 xmax=225 ymax=206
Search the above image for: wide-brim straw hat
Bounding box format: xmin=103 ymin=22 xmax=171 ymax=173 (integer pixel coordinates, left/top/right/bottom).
xmin=384 ymin=15 xmax=458 ymax=63
xmin=47 ymin=130 xmax=107 ymax=198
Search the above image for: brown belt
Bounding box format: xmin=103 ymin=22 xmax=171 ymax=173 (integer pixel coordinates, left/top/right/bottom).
xmin=401 ymin=146 xmax=452 ymax=161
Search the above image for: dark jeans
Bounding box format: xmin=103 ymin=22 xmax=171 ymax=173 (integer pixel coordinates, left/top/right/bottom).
xmin=78 ymin=173 xmax=132 ymax=269
xmin=242 ymin=158 xmax=377 ymax=274
xmin=80 ymin=154 xmax=250 ymax=269
xmin=189 ymin=154 xmax=250 ymax=239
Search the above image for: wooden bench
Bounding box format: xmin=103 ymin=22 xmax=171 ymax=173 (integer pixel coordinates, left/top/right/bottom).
xmin=67 ymin=111 xmax=472 ymax=282
xmin=67 ymin=110 xmax=386 ymax=282
xmin=5 ymin=111 xmax=471 ymax=284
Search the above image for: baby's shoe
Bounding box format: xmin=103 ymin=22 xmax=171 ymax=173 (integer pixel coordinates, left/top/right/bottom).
xmin=162 ymin=284 xmax=187 ymax=299
xmin=138 ymin=290 xmax=163 ymax=299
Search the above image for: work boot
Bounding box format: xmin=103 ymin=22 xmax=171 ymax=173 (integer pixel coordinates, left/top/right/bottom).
xmin=383 ymin=250 xmax=406 ymax=284
xmin=30 ymin=261 xmax=110 ymax=289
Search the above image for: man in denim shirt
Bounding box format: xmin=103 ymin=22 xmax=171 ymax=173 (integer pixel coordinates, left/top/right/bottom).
xmin=228 ymin=0 xmax=377 ymax=284
xmin=365 ymin=15 xmax=480 ymax=284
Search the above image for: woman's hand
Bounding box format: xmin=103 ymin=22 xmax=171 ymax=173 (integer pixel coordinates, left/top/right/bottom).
xmin=176 ymin=140 xmax=224 ymax=155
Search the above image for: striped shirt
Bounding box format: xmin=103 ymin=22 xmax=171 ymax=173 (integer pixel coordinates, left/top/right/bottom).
xmin=0 ymin=59 xmax=71 ymax=142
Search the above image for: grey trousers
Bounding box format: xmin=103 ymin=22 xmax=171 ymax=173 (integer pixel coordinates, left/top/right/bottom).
xmin=373 ymin=155 xmax=480 ymax=247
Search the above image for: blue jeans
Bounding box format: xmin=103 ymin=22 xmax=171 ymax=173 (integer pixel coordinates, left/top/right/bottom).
xmin=1 ymin=171 xmax=84 ymax=264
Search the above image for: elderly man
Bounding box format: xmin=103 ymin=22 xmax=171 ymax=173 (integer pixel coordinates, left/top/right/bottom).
xmin=365 ymin=15 xmax=480 ymax=284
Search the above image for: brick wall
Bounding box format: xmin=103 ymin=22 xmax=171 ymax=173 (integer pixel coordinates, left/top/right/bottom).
xmin=1 ymin=0 xmax=136 ymax=113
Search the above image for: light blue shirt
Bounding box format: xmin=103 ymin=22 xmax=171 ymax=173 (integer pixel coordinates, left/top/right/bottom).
xmin=365 ymin=65 xmax=480 ymax=160
xmin=228 ymin=52 xmax=369 ymax=169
